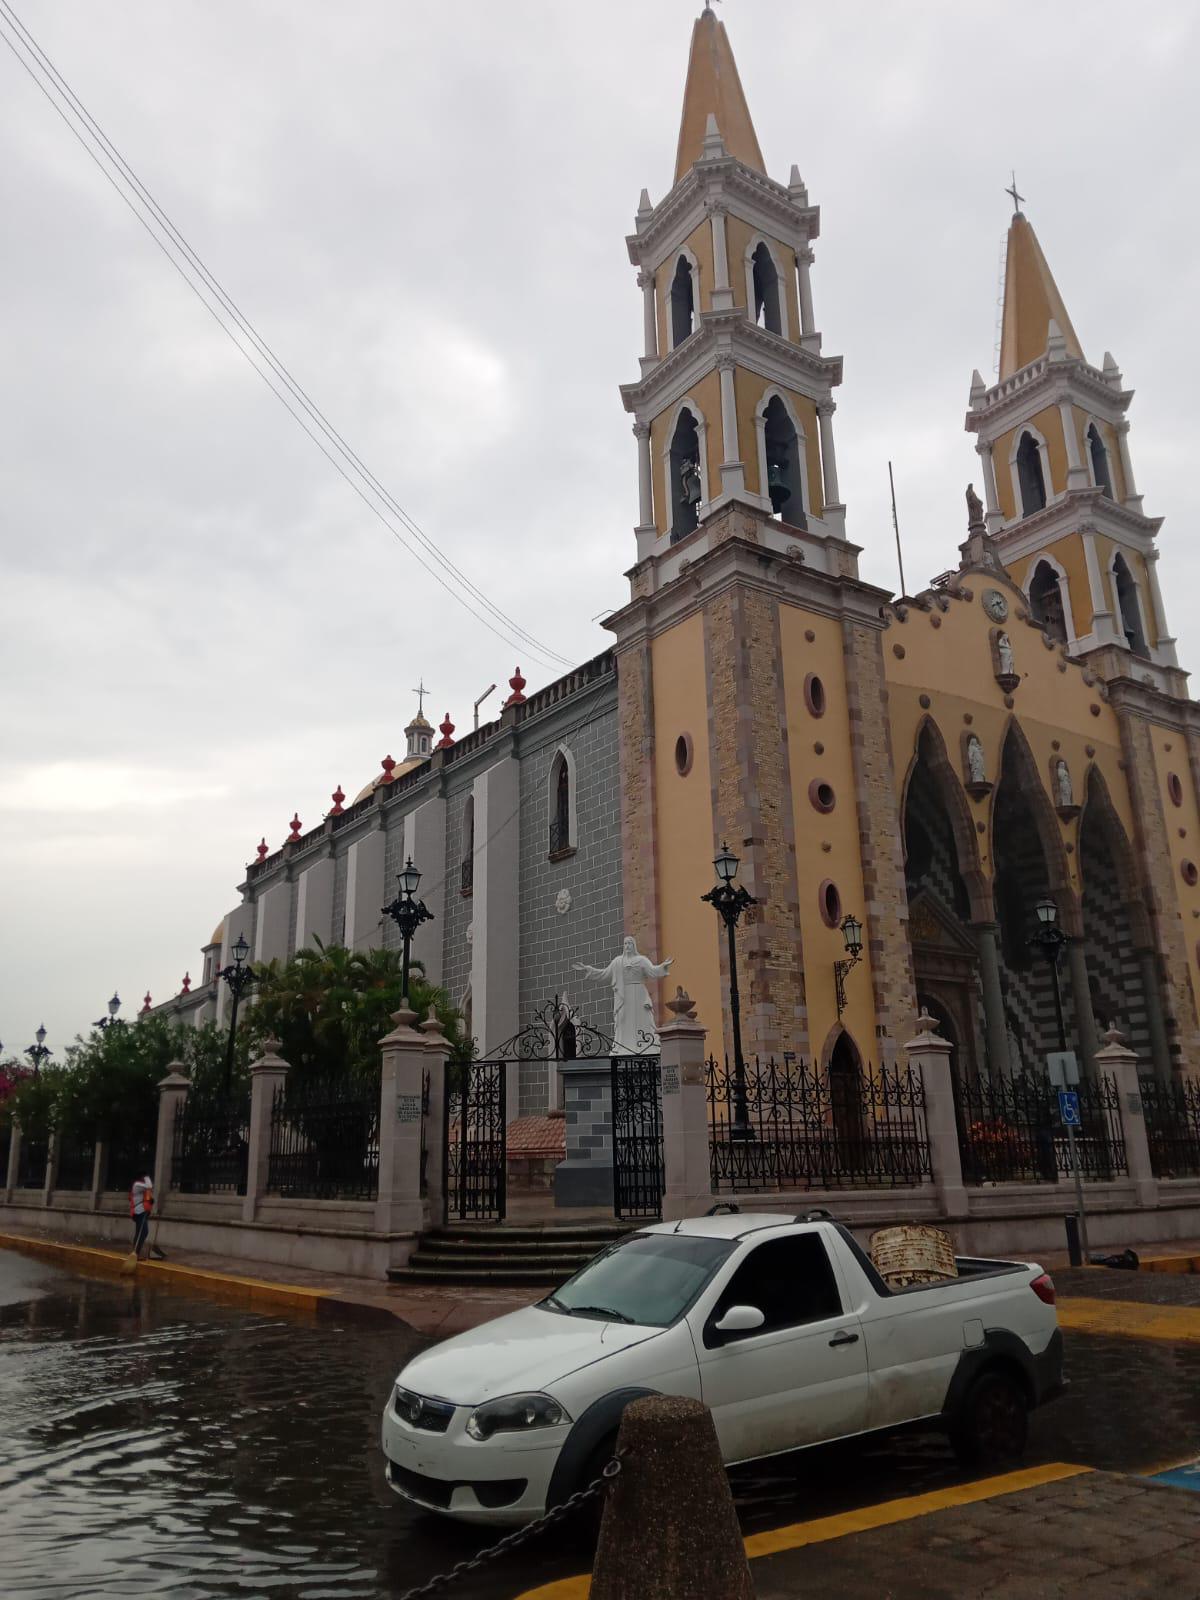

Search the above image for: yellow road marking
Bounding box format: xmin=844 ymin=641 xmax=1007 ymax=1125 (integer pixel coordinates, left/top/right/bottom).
xmin=0 ymin=1231 xmax=328 ymax=1316
xmin=511 ymin=1462 xmax=1091 ymax=1599
xmin=1058 ymin=1295 xmax=1200 ymax=1344
xmin=1141 ymin=1253 xmax=1200 ymax=1276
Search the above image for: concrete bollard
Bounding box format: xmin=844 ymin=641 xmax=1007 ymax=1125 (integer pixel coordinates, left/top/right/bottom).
xmin=590 ymin=1395 xmax=754 ymax=1600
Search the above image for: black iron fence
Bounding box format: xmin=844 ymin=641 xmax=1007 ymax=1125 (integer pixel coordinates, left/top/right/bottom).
xmin=105 ymin=1118 xmax=158 ymax=1194
xmin=17 ymin=1132 xmax=48 ymax=1189
xmin=0 ymin=1123 xmax=11 ymax=1185
xmin=267 ymin=1074 xmax=380 ymax=1201
xmin=612 ymin=1054 xmax=664 ymax=1219
xmin=172 ymin=1094 xmax=250 ymax=1195
xmin=55 ymin=1130 xmax=96 ymax=1191
xmin=954 ymin=1069 xmax=1127 ymax=1184
xmin=1139 ymin=1076 xmax=1200 ymax=1179
xmin=707 ymin=1056 xmax=932 ymax=1192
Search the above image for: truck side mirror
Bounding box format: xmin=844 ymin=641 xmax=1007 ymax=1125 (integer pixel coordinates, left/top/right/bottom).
xmin=713 ymin=1304 xmax=766 ymax=1336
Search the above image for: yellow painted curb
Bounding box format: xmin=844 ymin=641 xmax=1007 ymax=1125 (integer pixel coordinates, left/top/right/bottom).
xmin=0 ymin=1230 xmax=328 ymax=1316
xmin=511 ymin=1462 xmax=1091 ymax=1599
xmin=1058 ymin=1294 xmax=1200 ymax=1344
xmin=1141 ymin=1253 xmax=1200 ymax=1276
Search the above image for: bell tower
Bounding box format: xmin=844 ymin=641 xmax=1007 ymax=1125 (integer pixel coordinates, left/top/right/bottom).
xmin=965 ymin=196 xmax=1181 ymax=693
xmin=621 ymin=5 xmax=849 ymax=567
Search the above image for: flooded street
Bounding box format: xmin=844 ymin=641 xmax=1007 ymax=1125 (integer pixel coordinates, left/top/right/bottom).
xmin=4 ymin=1249 xmax=1200 ymax=1599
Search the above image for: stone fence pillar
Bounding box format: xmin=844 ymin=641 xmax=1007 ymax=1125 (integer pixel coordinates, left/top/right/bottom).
xmin=1096 ymin=1027 xmax=1157 ymax=1209
xmin=660 ymin=991 xmax=715 ymax=1221
xmin=4 ymin=1120 xmax=20 ymax=1201
xmin=244 ymin=1039 xmax=289 ymax=1223
xmin=904 ymin=1012 xmax=967 ymax=1218
xmin=42 ymin=1130 xmax=60 ymax=1207
xmin=154 ymin=1065 xmax=191 ymax=1208
xmin=419 ymin=1010 xmax=450 ymax=1227
xmin=90 ymin=1141 xmax=106 ymax=1212
xmin=376 ymin=1007 xmax=428 ymax=1238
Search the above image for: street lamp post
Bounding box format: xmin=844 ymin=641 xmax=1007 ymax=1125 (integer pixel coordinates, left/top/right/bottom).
xmin=1029 ymin=898 xmax=1068 ymax=1052
xmin=216 ymin=933 xmax=254 ymax=1095
xmin=833 ymin=914 xmax=865 ymax=1020
xmin=382 ymin=857 xmax=434 ymax=1002
xmin=27 ymin=1025 xmax=51 ymax=1078
xmin=701 ymin=842 xmax=757 ymax=1138
xmin=95 ymin=992 xmax=122 ymax=1030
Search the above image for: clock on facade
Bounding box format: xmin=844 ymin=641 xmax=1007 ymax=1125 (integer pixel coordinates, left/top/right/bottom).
xmin=983 ymin=589 xmax=1009 ymax=622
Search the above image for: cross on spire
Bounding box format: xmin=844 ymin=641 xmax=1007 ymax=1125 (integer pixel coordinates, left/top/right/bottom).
xmin=412 ymin=677 xmax=428 ymax=716
xmin=1005 ymin=171 xmax=1025 ymax=216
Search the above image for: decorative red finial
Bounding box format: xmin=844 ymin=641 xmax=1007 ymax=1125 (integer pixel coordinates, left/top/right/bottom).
xmin=255 ymin=837 xmax=269 ymax=863
xmin=140 ymin=992 xmax=152 ymax=1014
xmin=329 ymin=784 xmax=345 ymax=816
xmin=288 ymin=812 xmax=302 ymax=841
xmin=181 ymin=972 xmax=191 ymax=995
xmin=380 ymin=754 xmax=397 ymax=784
xmin=436 ymin=712 xmax=455 ymax=749
xmin=505 ymin=666 xmax=527 ymax=707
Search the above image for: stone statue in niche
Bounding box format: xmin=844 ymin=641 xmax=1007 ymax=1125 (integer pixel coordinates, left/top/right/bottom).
xmin=965 ymin=482 xmax=985 ymax=528
xmin=997 ymin=633 xmax=1015 ymax=676
xmin=574 ymin=935 xmax=673 ymax=1053
xmin=1054 ymin=759 xmax=1073 ymax=808
xmin=966 ymin=735 xmax=987 ymax=785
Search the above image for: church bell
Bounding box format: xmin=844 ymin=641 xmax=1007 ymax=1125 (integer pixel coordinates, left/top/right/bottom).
xmin=767 ymin=458 xmax=791 ymax=513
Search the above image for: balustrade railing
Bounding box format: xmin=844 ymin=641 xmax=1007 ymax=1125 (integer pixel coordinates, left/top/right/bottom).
xmin=707 ymin=1056 xmax=931 ymax=1192
xmin=1139 ymin=1076 xmax=1200 ymax=1179
xmin=954 ymin=1069 xmax=1126 ymax=1184
xmin=55 ymin=1130 xmax=96 ymax=1191
xmin=267 ymin=1074 xmax=380 ymax=1201
xmin=172 ymin=1094 xmax=250 ymax=1195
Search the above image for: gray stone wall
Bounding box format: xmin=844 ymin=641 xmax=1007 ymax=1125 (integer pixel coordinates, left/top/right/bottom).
xmin=286 ymin=874 xmax=299 ymax=958
xmin=382 ymin=818 xmax=405 ymax=954
xmin=332 ymin=851 xmax=348 ymax=946
xmin=517 ymin=703 xmax=624 ymax=1116
xmin=442 ymin=783 xmax=474 ymax=1024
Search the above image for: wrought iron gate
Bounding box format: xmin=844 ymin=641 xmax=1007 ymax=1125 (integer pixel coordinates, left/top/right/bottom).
xmin=444 ymin=1058 xmax=507 ymax=1222
xmin=611 ymin=1054 xmax=664 ymax=1220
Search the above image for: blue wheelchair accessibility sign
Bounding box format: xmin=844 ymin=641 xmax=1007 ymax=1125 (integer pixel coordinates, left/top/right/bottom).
xmin=1058 ymin=1089 xmax=1081 ymax=1127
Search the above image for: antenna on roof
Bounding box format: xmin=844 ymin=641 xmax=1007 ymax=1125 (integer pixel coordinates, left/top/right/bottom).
xmin=473 ymin=683 xmax=497 ymax=731
xmin=888 ymin=460 xmax=907 ymax=599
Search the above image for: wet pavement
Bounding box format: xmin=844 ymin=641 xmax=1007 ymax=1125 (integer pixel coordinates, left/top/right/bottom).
xmin=2 ymin=1248 xmax=1199 ymax=1599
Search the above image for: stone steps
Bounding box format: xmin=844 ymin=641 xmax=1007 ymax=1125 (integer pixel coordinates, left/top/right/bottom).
xmin=387 ymin=1222 xmax=632 ymax=1287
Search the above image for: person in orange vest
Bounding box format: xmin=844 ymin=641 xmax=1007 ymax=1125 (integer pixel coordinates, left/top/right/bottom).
xmin=129 ymin=1174 xmax=154 ymax=1259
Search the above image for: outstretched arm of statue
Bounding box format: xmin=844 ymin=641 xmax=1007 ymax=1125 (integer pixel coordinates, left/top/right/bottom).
xmin=642 ymin=956 xmax=673 ymax=980
xmin=572 ymin=962 xmax=606 ymax=981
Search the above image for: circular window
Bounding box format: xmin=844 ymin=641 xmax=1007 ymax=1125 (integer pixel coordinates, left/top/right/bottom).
xmin=804 ymin=673 xmax=827 ymax=718
xmin=809 ymin=779 xmax=836 ymax=814
xmin=1168 ymin=773 xmax=1184 ymax=807
xmin=674 ymin=733 xmax=693 ymax=777
xmin=819 ymin=879 xmax=842 ymax=928
xmin=1184 ymin=861 xmax=1199 ymax=887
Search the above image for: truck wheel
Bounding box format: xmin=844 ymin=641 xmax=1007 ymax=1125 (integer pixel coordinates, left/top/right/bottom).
xmin=951 ymin=1370 xmax=1028 ymax=1470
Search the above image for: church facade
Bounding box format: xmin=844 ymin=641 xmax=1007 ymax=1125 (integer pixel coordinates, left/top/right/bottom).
xmin=158 ymin=9 xmax=1200 ymax=1111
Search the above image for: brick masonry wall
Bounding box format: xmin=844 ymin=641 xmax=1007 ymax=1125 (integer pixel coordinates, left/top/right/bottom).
xmin=616 ymin=638 xmax=660 ymax=975
xmin=517 ymin=703 xmax=624 ymax=1116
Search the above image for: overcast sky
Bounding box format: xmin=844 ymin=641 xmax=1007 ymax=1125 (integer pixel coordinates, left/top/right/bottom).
xmin=2 ymin=0 xmax=1198 ymax=1057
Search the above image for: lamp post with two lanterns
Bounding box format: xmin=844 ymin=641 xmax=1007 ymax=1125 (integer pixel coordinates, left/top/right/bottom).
xmin=95 ymin=993 xmax=122 ymax=1030
xmin=27 ymin=1025 xmax=51 ymax=1078
xmin=216 ymin=934 xmax=255 ymax=1095
xmin=382 ymin=857 xmax=434 ymax=1003
xmin=701 ymin=842 xmax=757 ymax=1139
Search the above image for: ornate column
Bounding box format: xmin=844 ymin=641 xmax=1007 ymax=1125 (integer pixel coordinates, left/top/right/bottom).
xmin=1115 ymin=420 xmax=1143 ymax=511
xmin=904 ymin=1012 xmax=966 ymax=1218
xmin=973 ymin=923 xmax=1011 ymax=1077
xmin=1095 ymin=1028 xmax=1157 ymax=1209
xmin=154 ymin=1065 xmax=190 ymax=1207
xmin=638 ymin=271 xmax=658 ymax=364
xmin=1083 ymin=530 xmax=1119 ymax=643
xmin=1143 ymin=547 xmax=1178 ymax=663
xmin=796 ymin=247 xmax=816 ymax=343
xmin=634 ymin=422 xmax=654 ymax=529
xmin=816 ymin=400 xmax=841 ymax=510
xmin=243 ymin=1039 xmax=289 ymax=1223
xmin=716 ymin=354 xmax=746 ymax=497
xmin=708 ymin=203 xmax=734 ymax=312
xmin=976 ymin=442 xmax=1004 ymax=535
xmin=659 ymin=992 xmax=714 ymax=1221
xmin=1059 ymin=403 xmax=1089 ymax=490
xmin=1065 ymin=939 xmax=1100 ymax=1076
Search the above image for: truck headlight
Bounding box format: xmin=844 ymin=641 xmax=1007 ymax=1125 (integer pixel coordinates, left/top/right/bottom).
xmin=465 ymin=1393 xmax=570 ymax=1441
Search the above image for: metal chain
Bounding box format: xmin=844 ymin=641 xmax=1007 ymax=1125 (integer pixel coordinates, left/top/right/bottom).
xmin=395 ymin=1455 xmax=622 ymax=1600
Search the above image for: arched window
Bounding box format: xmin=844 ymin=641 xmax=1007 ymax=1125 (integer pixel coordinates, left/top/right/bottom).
xmin=1113 ymin=553 xmax=1148 ymax=656
xmin=669 ymin=407 xmax=703 ymax=541
xmin=669 ymin=254 xmax=695 ymax=347
xmin=1029 ymin=560 xmax=1068 ymax=643
xmin=1016 ymin=431 xmax=1047 ymax=516
xmin=1087 ymin=423 xmax=1113 ymax=498
xmin=751 ymin=242 xmax=782 ymax=335
xmin=548 ymin=749 xmax=575 ymax=858
xmin=460 ymin=794 xmax=474 ymax=895
xmin=762 ymin=395 xmax=805 ymax=525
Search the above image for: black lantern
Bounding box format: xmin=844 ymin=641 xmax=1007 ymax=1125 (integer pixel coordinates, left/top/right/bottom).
xmin=27 ymin=1024 xmax=51 ymax=1077
xmin=216 ymin=931 xmax=256 ymax=1094
xmin=1028 ymin=896 xmax=1068 ymax=1051
xmin=702 ymin=842 xmax=757 ymax=1138
xmin=834 ymin=913 xmax=865 ymax=1019
xmin=96 ymin=992 xmax=122 ymax=1030
xmin=382 ymin=857 xmax=434 ymax=1003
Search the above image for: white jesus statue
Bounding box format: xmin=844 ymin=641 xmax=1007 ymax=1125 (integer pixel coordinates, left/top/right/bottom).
xmin=574 ymin=936 xmax=673 ymax=1054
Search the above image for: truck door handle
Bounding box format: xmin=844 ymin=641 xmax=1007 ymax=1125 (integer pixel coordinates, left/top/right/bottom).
xmin=828 ymin=1330 xmax=860 ymax=1348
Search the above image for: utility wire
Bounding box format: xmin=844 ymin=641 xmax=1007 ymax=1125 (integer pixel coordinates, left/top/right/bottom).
xmin=0 ymin=2 xmax=572 ymax=670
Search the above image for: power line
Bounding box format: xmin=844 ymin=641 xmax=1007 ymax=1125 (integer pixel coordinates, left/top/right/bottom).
xmin=0 ymin=2 xmax=573 ymax=670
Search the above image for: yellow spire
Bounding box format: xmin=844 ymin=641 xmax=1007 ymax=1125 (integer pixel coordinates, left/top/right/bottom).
xmin=674 ymin=8 xmax=765 ymax=182
xmin=998 ymin=213 xmax=1085 ymax=379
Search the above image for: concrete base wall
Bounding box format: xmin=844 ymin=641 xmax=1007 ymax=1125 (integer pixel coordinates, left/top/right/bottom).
xmin=0 ymin=1197 xmax=418 ymax=1279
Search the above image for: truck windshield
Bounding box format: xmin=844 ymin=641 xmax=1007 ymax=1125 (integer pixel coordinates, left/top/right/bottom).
xmin=542 ymin=1233 xmax=734 ymax=1328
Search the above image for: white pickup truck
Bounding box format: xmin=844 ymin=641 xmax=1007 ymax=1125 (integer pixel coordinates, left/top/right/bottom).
xmin=381 ymin=1210 xmax=1063 ymax=1527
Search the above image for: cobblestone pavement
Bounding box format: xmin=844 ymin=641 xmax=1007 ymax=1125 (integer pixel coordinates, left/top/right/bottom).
xmin=752 ymin=1473 xmax=1200 ymax=1600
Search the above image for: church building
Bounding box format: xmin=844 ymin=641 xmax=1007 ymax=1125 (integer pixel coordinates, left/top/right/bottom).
xmin=157 ymin=8 xmax=1200 ymax=1115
